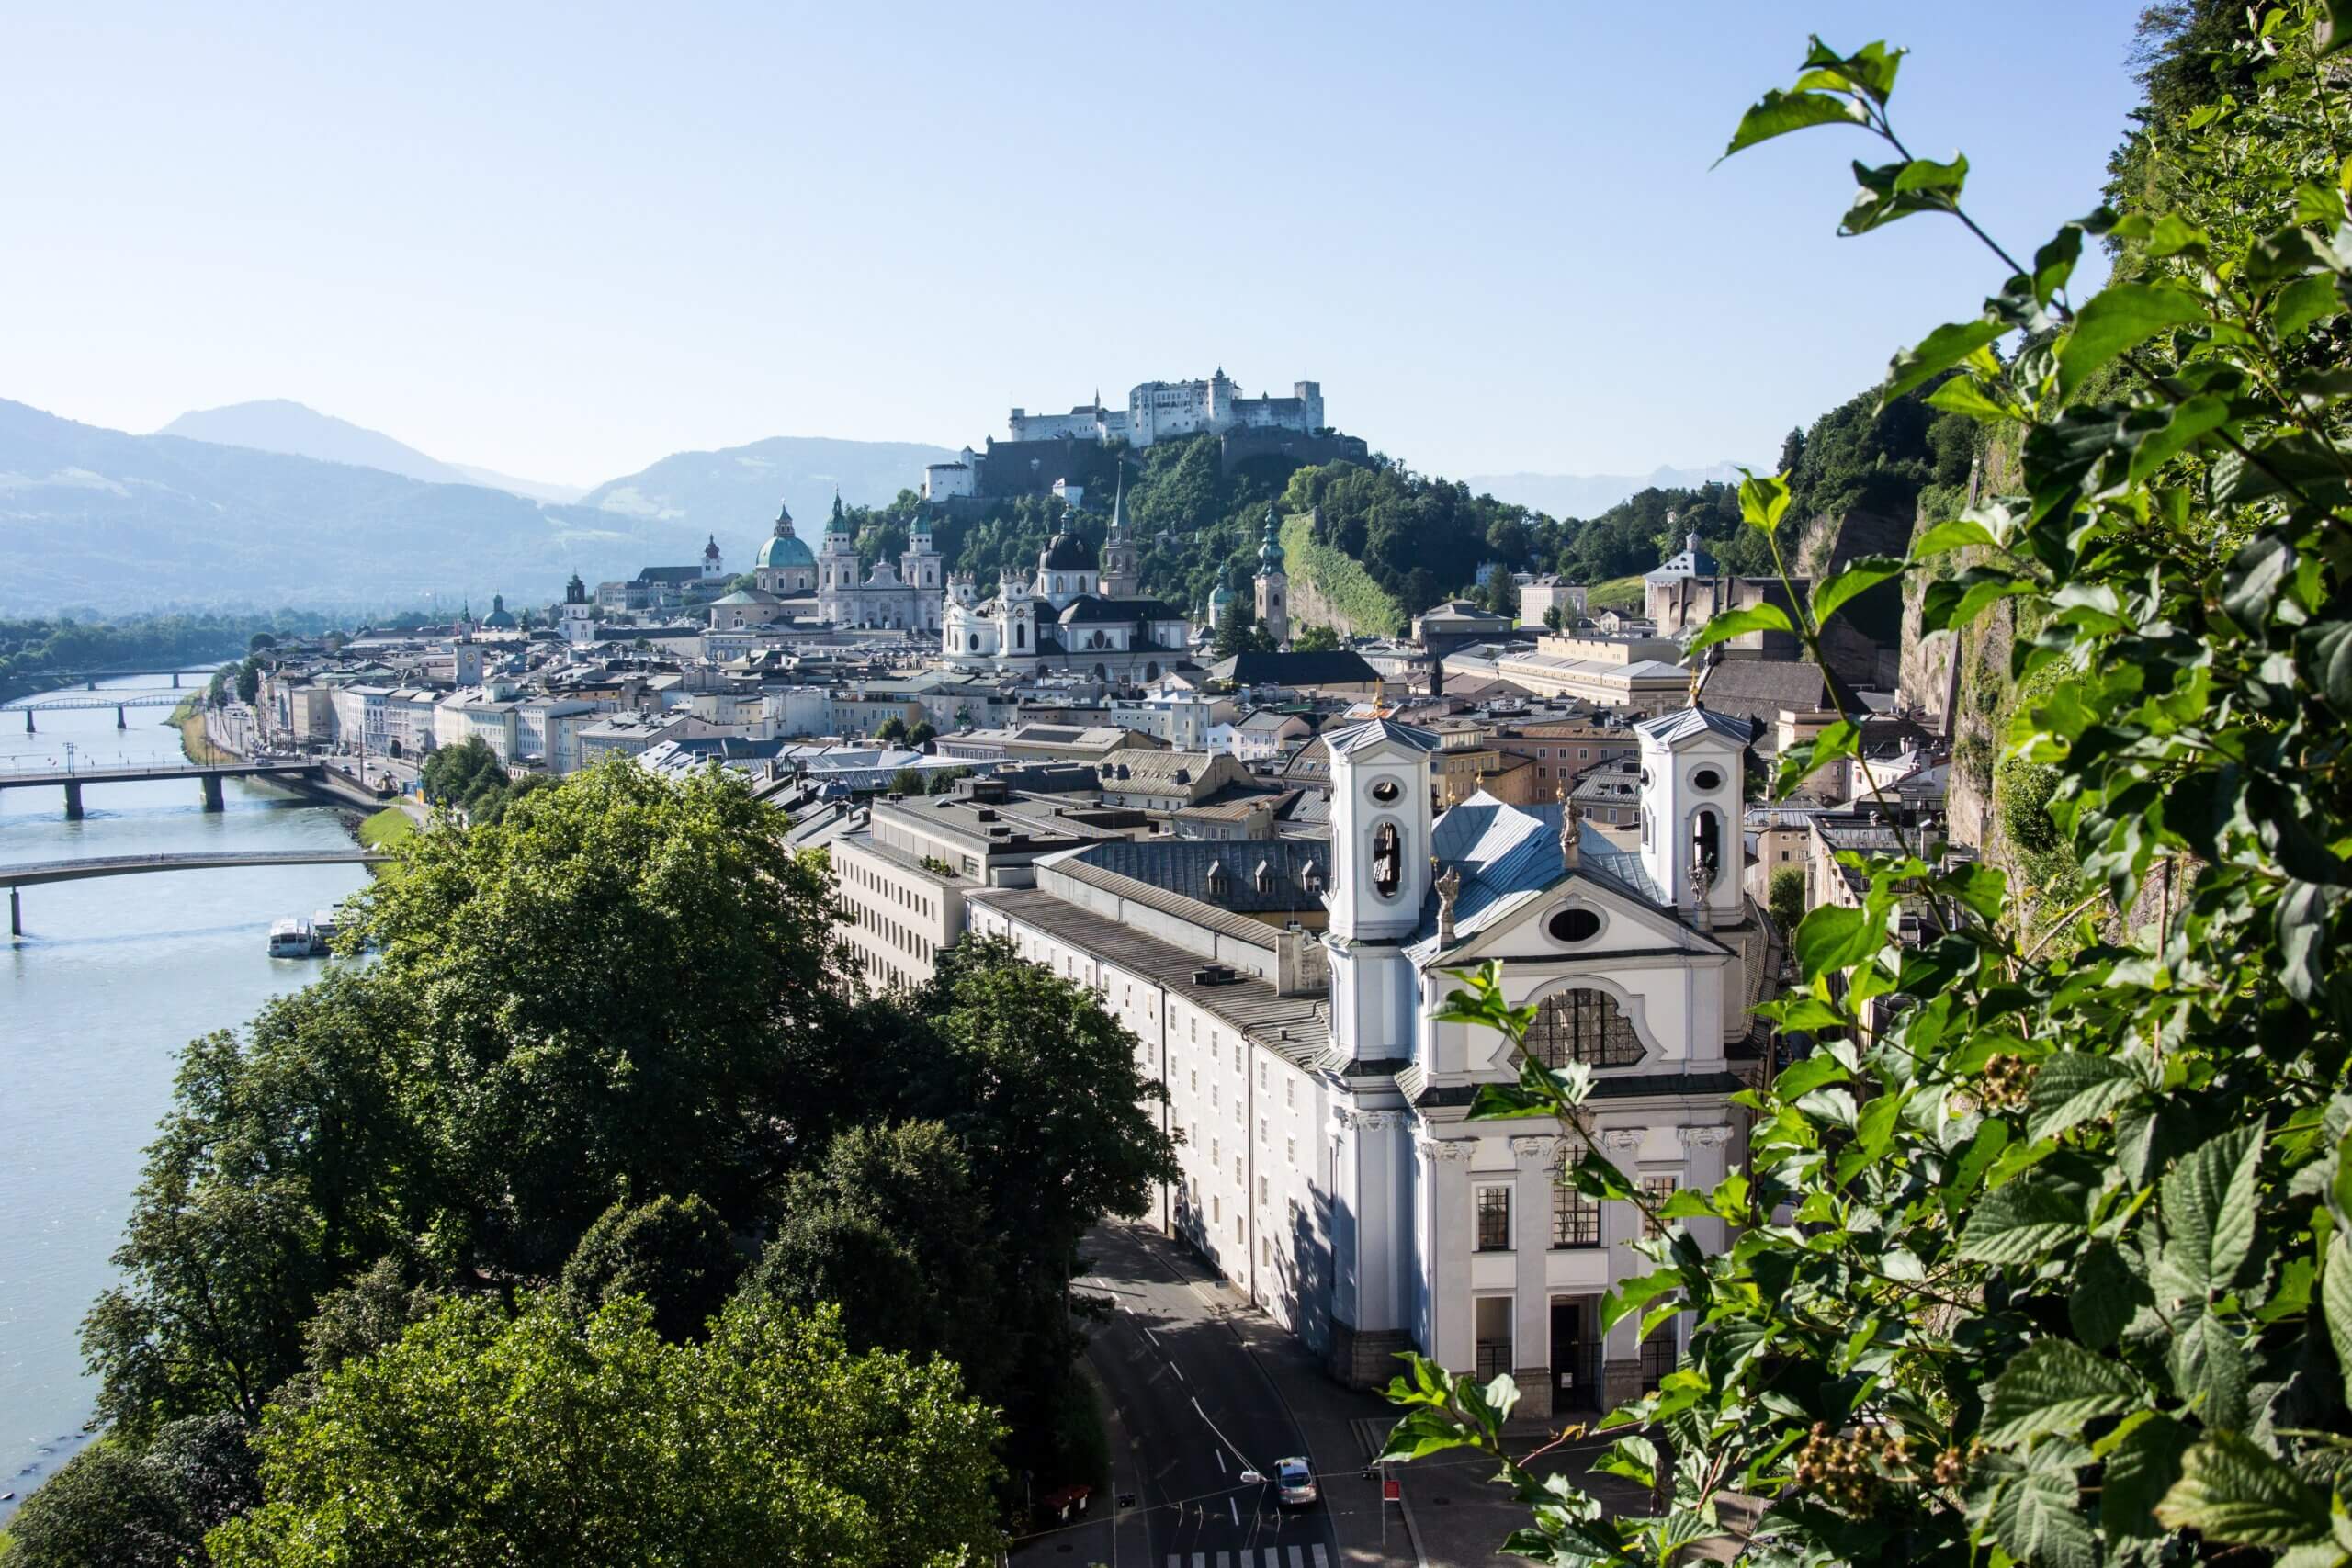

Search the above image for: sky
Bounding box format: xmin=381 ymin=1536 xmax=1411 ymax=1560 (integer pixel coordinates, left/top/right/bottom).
xmin=2 ymin=3 xmax=2148 ymax=491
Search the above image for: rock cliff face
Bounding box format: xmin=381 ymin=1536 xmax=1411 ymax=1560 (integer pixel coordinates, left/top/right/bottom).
xmin=1792 ymin=505 xmax=1915 ymax=688
xmin=1287 ymin=572 xmax=1378 ymax=639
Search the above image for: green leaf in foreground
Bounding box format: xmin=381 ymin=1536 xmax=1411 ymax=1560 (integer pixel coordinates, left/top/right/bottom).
xmin=1981 ymin=1338 xmax=2146 ymax=1445
xmin=2155 ymin=1432 xmax=2334 ymax=1548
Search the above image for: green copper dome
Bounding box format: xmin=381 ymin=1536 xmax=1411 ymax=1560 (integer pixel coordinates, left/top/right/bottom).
xmin=1255 ymin=506 xmax=1285 ymax=576
xmin=758 ymin=501 xmax=815 ymax=570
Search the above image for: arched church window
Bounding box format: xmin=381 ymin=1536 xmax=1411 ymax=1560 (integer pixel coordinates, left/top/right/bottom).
xmin=1526 ymin=988 xmax=1643 ymax=1069
xmin=1371 ymin=822 xmax=1402 ymax=898
xmin=1015 ymin=623 xmax=1026 ymax=649
xmin=968 ymin=635 xmax=979 ymax=651
xmin=1694 ymin=808 xmax=1722 ymax=877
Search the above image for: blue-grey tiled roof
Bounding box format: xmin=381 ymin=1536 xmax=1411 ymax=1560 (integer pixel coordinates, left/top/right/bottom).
xmin=1073 ymin=838 xmax=1330 ymax=912
xmin=1403 ymin=793 xmax=1671 ymax=962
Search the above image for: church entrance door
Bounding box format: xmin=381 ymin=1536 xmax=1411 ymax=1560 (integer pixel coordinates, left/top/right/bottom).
xmin=1550 ymin=1296 xmax=1603 ymax=1412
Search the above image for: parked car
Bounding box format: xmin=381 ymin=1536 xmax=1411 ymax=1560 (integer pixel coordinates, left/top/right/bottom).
xmin=1272 ymin=1457 xmax=1317 ymax=1508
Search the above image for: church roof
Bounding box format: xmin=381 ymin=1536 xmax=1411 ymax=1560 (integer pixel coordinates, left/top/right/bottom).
xmin=1404 ymin=793 xmax=1677 ymax=963
xmin=757 ymin=530 xmax=814 ymax=570
xmin=709 ymin=588 xmax=780 ymax=606
xmin=1042 ymin=531 xmax=1094 ymax=570
xmin=1645 ymin=532 xmax=1720 ymax=583
xmin=1057 ymin=595 xmax=1136 ymax=625
xmin=1636 ymin=705 xmax=1756 ymax=747
xmin=1322 ymin=716 xmax=1442 ymax=758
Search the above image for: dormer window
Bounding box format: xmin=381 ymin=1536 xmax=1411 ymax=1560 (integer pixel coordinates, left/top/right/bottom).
xmin=1254 ymin=860 xmax=1276 ymax=894
xmin=1205 ymin=860 xmax=1229 ymax=897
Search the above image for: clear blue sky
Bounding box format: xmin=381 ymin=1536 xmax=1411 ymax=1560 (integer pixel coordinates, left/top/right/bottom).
xmin=3 ymin=3 xmax=2145 ymax=491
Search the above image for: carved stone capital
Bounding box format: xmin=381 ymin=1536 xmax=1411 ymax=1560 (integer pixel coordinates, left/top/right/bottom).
xmin=1359 ymin=1110 xmax=1403 ymax=1132
xmin=1510 ymin=1134 xmax=1564 ymax=1165
xmin=1678 ymin=1123 xmax=1733 ymax=1150
xmin=1600 ymin=1126 xmax=1646 ymax=1152
xmin=1416 ymin=1134 xmax=1476 ymax=1165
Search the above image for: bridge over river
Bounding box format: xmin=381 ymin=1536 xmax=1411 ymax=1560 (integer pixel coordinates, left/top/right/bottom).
xmin=3 ymin=849 xmax=390 ymax=936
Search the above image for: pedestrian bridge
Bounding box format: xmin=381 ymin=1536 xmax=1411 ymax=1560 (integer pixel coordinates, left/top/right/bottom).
xmin=3 ymin=849 xmax=390 ymax=937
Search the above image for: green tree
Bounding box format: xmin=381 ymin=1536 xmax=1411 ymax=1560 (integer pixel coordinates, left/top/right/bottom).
xmin=1766 ymin=863 xmax=1805 ymax=931
xmin=1291 ymin=622 xmax=1342 ymax=651
xmin=1384 ymin=15 xmax=2352 ymax=1567
xmin=556 ymin=1193 xmax=741 ymax=1343
xmin=206 ymin=1295 xmax=1003 ymax=1568
xmin=348 ymin=760 xmax=842 ymax=1275
xmin=1213 ymin=594 xmax=1272 ymax=658
xmin=234 ymin=659 xmax=260 ymax=705
xmin=749 ymin=1121 xmax=1008 ymax=1400
xmin=907 ymin=719 xmax=937 ymax=748
xmin=416 ymin=735 xmax=500 ymax=809
xmin=1543 ymin=604 xmax=1566 ymax=632
xmin=876 ymin=715 xmax=909 ymax=743
xmin=246 ymin=633 xmax=277 ymax=653
xmin=6 ymin=1416 xmax=259 ymax=1568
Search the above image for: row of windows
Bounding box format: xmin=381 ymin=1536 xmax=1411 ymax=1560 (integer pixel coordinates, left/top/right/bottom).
xmin=839 ymin=856 xmax=937 ymax=921
xmin=845 ymin=901 xmax=933 ymax=970
xmin=1473 ymin=1167 xmax=1677 ymax=1252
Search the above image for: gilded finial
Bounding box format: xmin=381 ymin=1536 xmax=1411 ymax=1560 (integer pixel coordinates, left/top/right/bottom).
xmin=1435 ymin=863 xmax=1463 ymax=945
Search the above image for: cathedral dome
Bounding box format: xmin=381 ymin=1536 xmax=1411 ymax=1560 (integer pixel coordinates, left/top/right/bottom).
xmin=758 ymin=531 xmax=815 ymax=570
xmin=1042 ymin=530 xmax=1095 ymax=571
xmin=758 ymin=502 xmax=814 ymax=570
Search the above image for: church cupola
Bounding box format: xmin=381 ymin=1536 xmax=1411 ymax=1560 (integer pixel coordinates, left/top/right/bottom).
xmin=1324 ymin=718 xmax=1440 ymax=942
xmin=564 ymin=571 xmax=586 ymax=605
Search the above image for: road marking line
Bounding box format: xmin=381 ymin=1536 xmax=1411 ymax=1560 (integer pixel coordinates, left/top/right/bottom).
xmin=1216 ymin=1555 xmax=1231 ymax=1568
xmin=1230 ymin=1496 xmax=1240 ymax=1526
xmin=1146 ymin=1327 xmax=1162 ymax=1348
xmin=1192 ymin=1555 xmax=1206 ymax=1568
xmin=1215 ymin=1449 xmax=1226 ymax=1473
xmin=1309 ymin=1548 xmax=1326 ymax=1568
xmin=1170 ymin=1362 xmax=1185 ymax=1382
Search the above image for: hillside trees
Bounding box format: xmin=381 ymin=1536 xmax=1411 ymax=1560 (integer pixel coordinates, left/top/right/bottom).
xmin=1382 ymin=12 xmax=2352 ymax=1566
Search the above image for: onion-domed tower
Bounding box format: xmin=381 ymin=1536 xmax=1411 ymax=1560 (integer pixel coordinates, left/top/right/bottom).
xmin=754 ymin=501 xmax=816 ymax=594
xmin=1253 ymin=504 xmax=1289 ymax=646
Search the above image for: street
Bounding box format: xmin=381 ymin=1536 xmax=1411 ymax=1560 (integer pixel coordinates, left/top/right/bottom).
xmin=1049 ymin=1224 xmax=1344 ymax=1568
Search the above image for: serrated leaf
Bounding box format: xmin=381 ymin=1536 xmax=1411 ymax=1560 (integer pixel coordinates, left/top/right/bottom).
xmin=2102 ymin=1413 xmax=2193 ymax=1539
xmin=1812 ymin=555 xmax=1907 ymax=629
xmin=1960 ymin=1173 xmax=2086 ymax=1264
xmin=2168 ymin=1308 xmax=2249 ymax=1429
xmin=2156 ymin=1432 xmax=2334 ymax=1547
xmin=2324 ymin=1232 xmax=2352 ymax=1406
xmin=2056 ymin=283 xmax=2209 ymax=395
xmin=1924 ymin=376 xmax=2018 ymax=423
xmin=2156 ymin=1125 xmax=2262 ymax=1300
xmin=1986 ymin=1444 xmax=2096 ymax=1568
xmin=2068 ymin=1241 xmax=2149 ymax=1351
xmin=1375 ymin=1407 xmax=1476 ymax=1462
xmin=2026 ymin=1053 xmax=2144 ymax=1144
xmin=1773 ymin=1053 xmax=1850 ymax=1100
xmin=1738 ymin=470 xmax=1792 ymax=532
xmin=1982 ymin=1338 xmax=2146 ymax=1445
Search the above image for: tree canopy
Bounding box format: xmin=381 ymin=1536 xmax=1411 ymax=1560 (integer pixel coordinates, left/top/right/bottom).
xmin=206 ymin=1296 xmax=1004 ymax=1568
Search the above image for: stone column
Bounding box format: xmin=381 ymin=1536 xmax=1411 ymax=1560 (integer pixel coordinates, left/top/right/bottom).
xmin=1417 ymin=1129 xmax=1476 ymax=1377
xmin=1510 ymin=1133 xmax=1565 ymax=1419
xmin=62 ymin=781 xmax=82 ymax=820
xmin=1599 ymin=1126 xmax=1649 ymax=1409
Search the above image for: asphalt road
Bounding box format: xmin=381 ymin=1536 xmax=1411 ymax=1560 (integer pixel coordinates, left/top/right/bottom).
xmin=1080 ymin=1225 xmax=1341 ymax=1568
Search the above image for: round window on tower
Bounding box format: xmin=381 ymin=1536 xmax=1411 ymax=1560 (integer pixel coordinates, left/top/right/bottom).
xmin=1370 ymin=779 xmax=1402 ymax=805
xmin=1547 ymin=907 xmax=1601 ymax=943
xmin=1691 ymin=767 xmax=1723 ymax=792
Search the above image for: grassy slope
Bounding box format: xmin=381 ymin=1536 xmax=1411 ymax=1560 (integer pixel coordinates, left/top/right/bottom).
xmin=1585 ymin=574 xmax=1644 ymax=612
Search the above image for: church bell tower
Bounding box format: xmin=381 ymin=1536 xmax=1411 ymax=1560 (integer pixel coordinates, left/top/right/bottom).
xmin=1253 ymin=504 xmax=1289 ymax=647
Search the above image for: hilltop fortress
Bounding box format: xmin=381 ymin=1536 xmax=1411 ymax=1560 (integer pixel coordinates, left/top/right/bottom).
xmin=922 ymin=369 xmax=1365 ymax=502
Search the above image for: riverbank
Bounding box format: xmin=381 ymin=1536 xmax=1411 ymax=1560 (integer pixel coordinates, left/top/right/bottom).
xmin=172 ymin=696 xmax=237 ymax=767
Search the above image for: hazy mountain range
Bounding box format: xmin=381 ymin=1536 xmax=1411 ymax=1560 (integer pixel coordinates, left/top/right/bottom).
xmin=1464 ymin=463 xmax=1752 ymax=520
xmin=158 ymin=400 xmax=588 ymax=503
xmin=0 ymin=395 xmax=1739 ymax=615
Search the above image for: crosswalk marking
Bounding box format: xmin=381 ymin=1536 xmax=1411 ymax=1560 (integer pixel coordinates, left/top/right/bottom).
xmin=1165 ymin=1547 xmax=1329 ymax=1568
xmin=1313 ymin=1548 xmax=1329 ymax=1568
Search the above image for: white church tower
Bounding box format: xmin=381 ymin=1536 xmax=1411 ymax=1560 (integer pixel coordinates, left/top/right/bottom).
xmin=1634 ymin=706 xmax=1750 ymax=926
xmin=1323 ymin=719 xmax=1440 ymax=1064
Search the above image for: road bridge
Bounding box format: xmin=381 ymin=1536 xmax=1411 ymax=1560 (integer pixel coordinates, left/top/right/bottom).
xmin=2 ymin=849 xmax=389 ymax=937
xmin=0 ymin=760 xmax=345 ymax=817
xmin=6 ymin=691 xmax=190 ymax=730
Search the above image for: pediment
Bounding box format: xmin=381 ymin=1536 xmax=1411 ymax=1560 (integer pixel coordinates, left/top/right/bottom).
xmin=1436 ymin=867 xmax=1724 ymax=966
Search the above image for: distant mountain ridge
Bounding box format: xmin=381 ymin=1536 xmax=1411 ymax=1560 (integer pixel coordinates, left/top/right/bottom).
xmin=0 ymin=400 xmax=705 ymax=615
xmin=159 ymin=400 xmax=585 ymax=503
xmin=579 ymin=435 xmax=959 ymax=541
xmin=1464 ymin=462 xmax=1751 ymax=520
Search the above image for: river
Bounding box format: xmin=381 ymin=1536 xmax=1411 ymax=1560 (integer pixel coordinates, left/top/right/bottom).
xmin=0 ymin=672 xmax=369 ymax=1520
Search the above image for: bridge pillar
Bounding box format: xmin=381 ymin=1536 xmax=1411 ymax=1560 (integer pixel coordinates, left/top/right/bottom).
xmin=8 ymin=886 xmax=18 ymax=939
xmin=201 ymin=773 xmax=225 ymax=813
xmin=62 ymin=782 xmax=83 ymax=821
xmin=85 ymin=679 xmax=96 ymax=691
xmin=172 ymin=671 xmax=182 ymax=688
xmin=116 ymin=705 xmax=127 ymax=729
xmin=21 ymin=709 xmax=30 ymax=734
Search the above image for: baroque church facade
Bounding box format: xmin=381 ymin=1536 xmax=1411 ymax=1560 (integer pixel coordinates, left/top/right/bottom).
xmin=938 ymin=488 xmax=1192 ymax=679
xmin=961 ymin=706 xmax=1766 ymax=1412
xmin=817 ymin=501 xmax=944 ymax=633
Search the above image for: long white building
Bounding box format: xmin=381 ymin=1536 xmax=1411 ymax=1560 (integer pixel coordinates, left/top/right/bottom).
xmin=1005 ymin=369 xmax=1324 ymax=449
xmin=957 ymin=705 xmax=1769 ymax=1412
